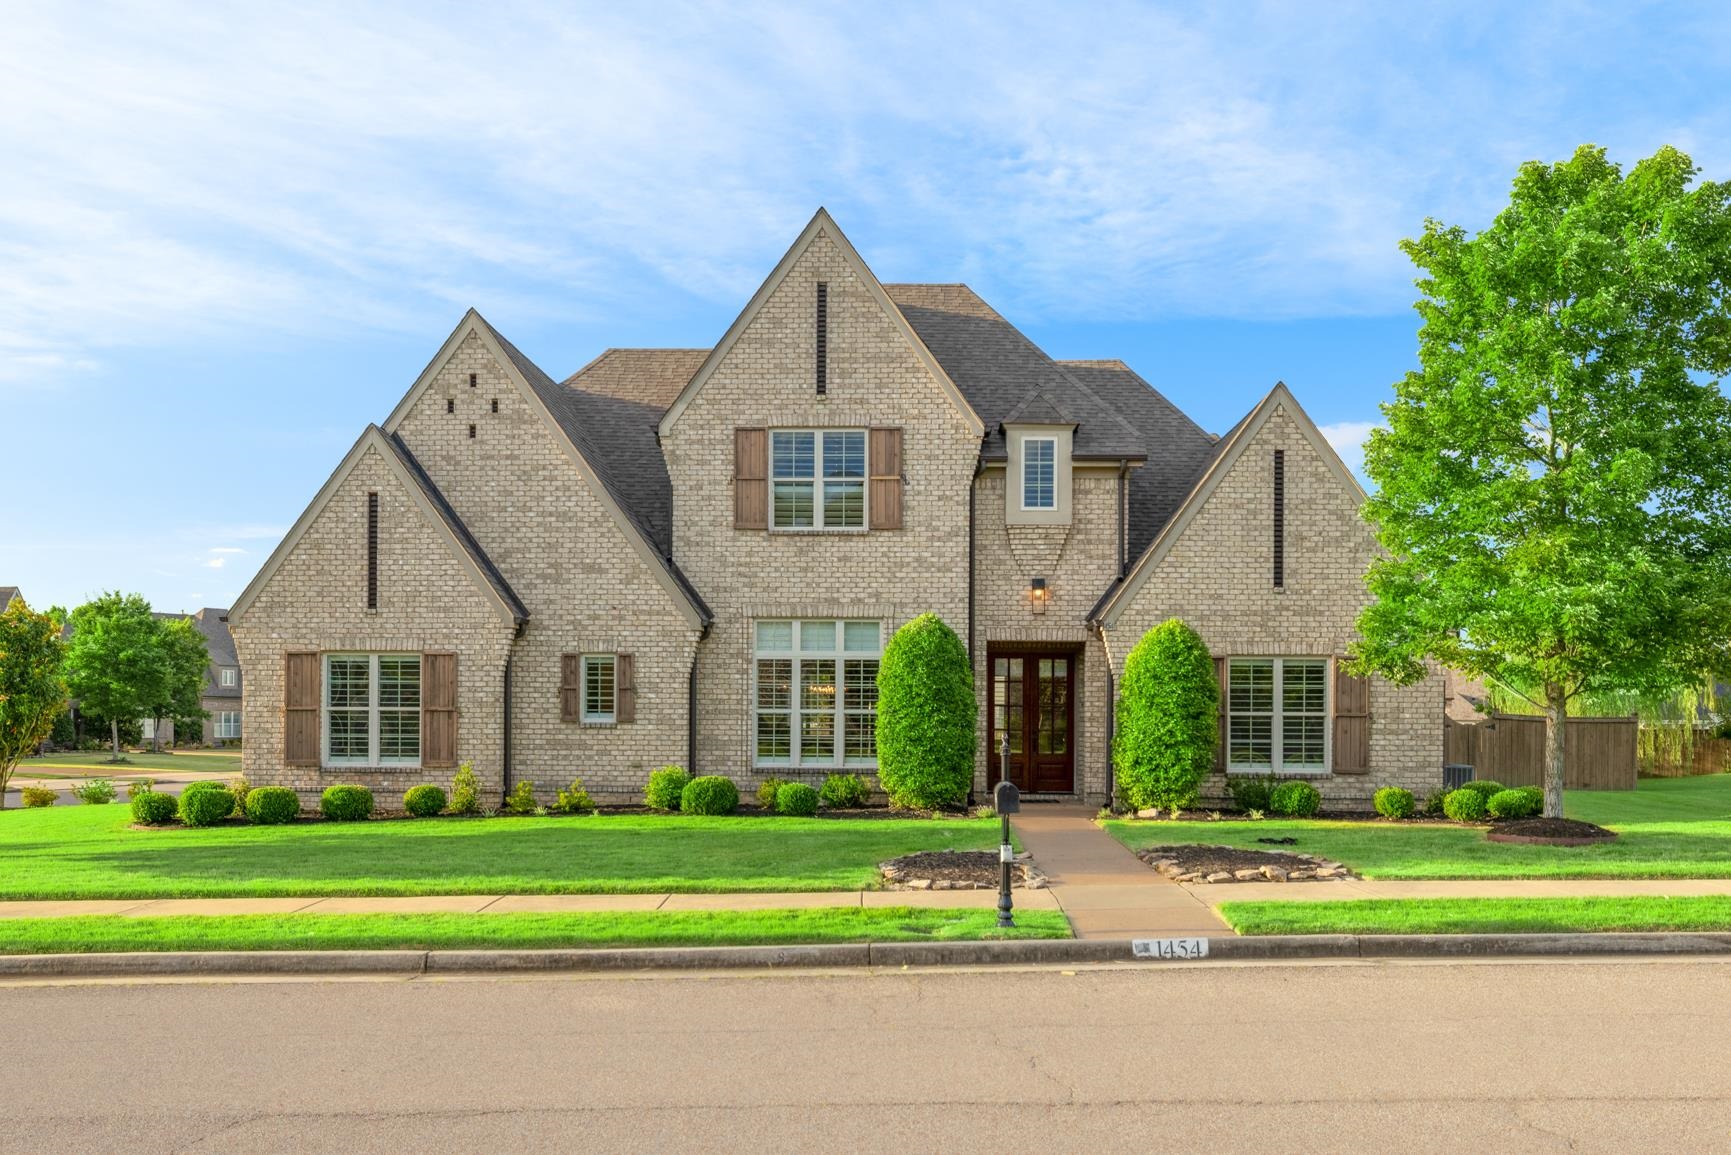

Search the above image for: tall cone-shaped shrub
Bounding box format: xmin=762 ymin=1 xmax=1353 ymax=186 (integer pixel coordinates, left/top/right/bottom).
xmin=875 ymin=613 xmax=976 ymax=810
xmin=1114 ymin=619 xmax=1218 ymax=810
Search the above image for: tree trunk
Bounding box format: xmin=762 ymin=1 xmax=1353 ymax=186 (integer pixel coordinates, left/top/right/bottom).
xmin=110 ymin=718 xmax=122 ymax=763
xmin=1543 ymin=683 xmax=1567 ymax=819
xmin=151 ymin=716 xmax=162 ymax=754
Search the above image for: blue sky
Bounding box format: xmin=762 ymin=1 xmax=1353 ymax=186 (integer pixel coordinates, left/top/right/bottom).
xmin=5 ymin=1 xmax=1729 ymax=613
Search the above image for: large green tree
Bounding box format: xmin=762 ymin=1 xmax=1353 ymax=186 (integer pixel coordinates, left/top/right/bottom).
xmin=0 ymin=598 xmax=69 ymax=808
xmin=64 ymin=592 xmax=168 ymax=762
xmin=144 ymin=617 xmax=210 ymax=752
xmin=1355 ymin=144 xmax=1731 ymax=817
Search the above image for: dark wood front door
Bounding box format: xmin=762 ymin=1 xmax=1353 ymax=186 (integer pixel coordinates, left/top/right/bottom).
xmin=988 ymin=649 xmax=1076 ymax=794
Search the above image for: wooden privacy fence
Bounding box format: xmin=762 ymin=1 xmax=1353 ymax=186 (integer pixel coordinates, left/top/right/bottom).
xmin=1642 ymin=736 xmax=1731 ymax=778
xmin=1444 ymin=714 xmax=1638 ymax=791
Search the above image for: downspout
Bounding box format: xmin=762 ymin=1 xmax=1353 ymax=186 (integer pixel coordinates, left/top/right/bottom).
xmin=1105 ymin=459 xmax=1128 ymax=809
xmin=967 ymin=455 xmax=982 ymax=668
xmin=1104 ymin=633 xmax=1116 ymax=808
xmin=687 ymin=620 xmax=712 ymax=772
xmin=501 ymin=652 xmax=513 ymax=804
xmin=1117 ymin=459 xmax=1129 ymax=577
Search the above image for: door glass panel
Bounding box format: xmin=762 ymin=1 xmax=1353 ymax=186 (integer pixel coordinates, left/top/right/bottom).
xmin=1005 ymin=657 xmax=1023 ymax=754
xmin=1038 ymin=658 xmax=1068 ymax=754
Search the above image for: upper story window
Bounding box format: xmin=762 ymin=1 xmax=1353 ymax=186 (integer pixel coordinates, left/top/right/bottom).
xmin=771 ymin=430 xmax=866 ymax=530
xmin=219 ymin=667 xmax=238 ymax=688
xmin=1022 ymin=437 xmax=1056 ymax=509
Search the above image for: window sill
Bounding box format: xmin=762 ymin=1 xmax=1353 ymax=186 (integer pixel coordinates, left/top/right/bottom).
xmin=321 ymin=765 xmax=422 ymax=773
xmin=753 ymin=764 xmax=878 ymax=773
xmin=1225 ymin=768 xmax=1332 ymax=779
xmin=578 ymin=719 xmax=617 ymax=728
xmin=764 ymin=528 xmax=870 ymax=536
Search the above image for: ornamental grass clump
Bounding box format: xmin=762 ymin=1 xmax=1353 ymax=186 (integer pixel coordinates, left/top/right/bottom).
xmin=875 ymin=613 xmax=975 ymax=811
xmin=1113 ymin=620 xmax=1218 ymax=812
xmin=644 ymin=766 xmax=690 ymax=811
xmin=774 ymin=782 xmax=819 ymax=817
xmin=680 ymin=775 xmax=739 ymax=816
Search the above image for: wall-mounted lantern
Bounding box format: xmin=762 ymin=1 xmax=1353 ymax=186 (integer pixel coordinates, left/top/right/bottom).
xmin=1030 ymin=576 xmax=1049 ymax=615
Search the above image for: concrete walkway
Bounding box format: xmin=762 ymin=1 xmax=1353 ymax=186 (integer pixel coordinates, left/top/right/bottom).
xmin=1009 ymin=805 xmax=1229 ymax=938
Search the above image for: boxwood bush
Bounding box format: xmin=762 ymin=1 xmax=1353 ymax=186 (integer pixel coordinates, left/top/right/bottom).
xmin=875 ymin=613 xmax=975 ymax=811
xmin=1373 ymin=786 xmax=1416 ymax=820
xmin=1113 ymin=619 xmax=1219 ymax=811
xmin=755 ymin=776 xmax=790 ymax=809
xmin=1442 ymin=787 xmax=1487 ymax=823
xmin=680 ymin=775 xmax=739 ymax=816
xmin=1462 ymin=779 xmax=1506 ymax=801
xmin=245 ymin=786 xmax=301 ymax=825
xmin=819 ymin=773 xmax=871 ymax=809
xmin=403 ymin=784 xmax=447 ymax=817
xmin=320 ymin=784 xmax=374 ymax=822
xmin=774 ymin=782 xmax=820 ymax=817
xmin=130 ymin=790 xmax=179 ymax=825
xmin=179 ymin=783 xmax=236 ymax=826
xmin=1268 ymin=779 xmax=1321 ymax=818
xmin=645 ymin=766 xmax=690 ymax=811
xmin=1487 ymin=787 xmax=1543 ymax=820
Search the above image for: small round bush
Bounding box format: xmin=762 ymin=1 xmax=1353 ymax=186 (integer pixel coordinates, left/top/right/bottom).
xmin=1462 ymin=779 xmax=1505 ymax=802
xmin=20 ymin=785 xmax=57 ymax=808
xmin=181 ymin=779 xmax=228 ymax=801
xmin=755 ymin=776 xmax=790 ymax=809
xmin=1442 ymin=787 xmax=1487 ymax=823
xmin=130 ymin=790 xmax=178 ymax=825
xmin=1113 ymin=619 xmax=1219 ymax=811
xmin=1268 ymin=780 xmax=1321 ymax=818
xmin=774 ymin=782 xmax=819 ymax=817
xmin=245 ymin=786 xmax=301 ymax=825
xmin=1486 ymin=787 xmax=1543 ymax=820
xmin=403 ymin=784 xmax=447 ymax=817
xmin=644 ymin=766 xmax=691 ymax=811
xmin=680 ymin=775 xmax=739 ymax=816
xmin=1227 ymin=775 xmax=1275 ymax=813
xmin=179 ymin=784 xmax=236 ymax=827
xmin=819 ymin=773 xmax=871 ymax=810
xmin=320 ymin=784 xmax=375 ymax=822
xmin=1373 ymin=786 xmax=1416 ymax=820
xmin=876 ymin=613 xmax=976 ymax=810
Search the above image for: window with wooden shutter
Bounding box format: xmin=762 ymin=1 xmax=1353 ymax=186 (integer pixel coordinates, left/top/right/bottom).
xmin=422 ymin=652 xmax=458 ymax=768
xmin=1214 ymin=655 xmax=1227 ymax=770
xmin=617 ymin=653 xmax=637 ymax=723
xmin=284 ymin=651 xmax=321 ymax=767
xmin=1333 ymin=661 xmax=1371 ymax=773
xmin=869 ymin=427 xmax=903 ymax=530
xmin=560 ymin=654 xmax=582 ymax=722
xmin=734 ymin=428 xmax=768 ymax=529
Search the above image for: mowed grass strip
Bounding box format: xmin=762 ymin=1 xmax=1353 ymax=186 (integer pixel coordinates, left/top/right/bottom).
xmin=0 ymin=805 xmax=999 ymax=899
xmin=17 ymin=751 xmax=242 ymax=776
xmin=1220 ymin=895 xmax=1731 ymax=936
xmin=1105 ymin=775 xmax=1731 ymax=880
xmin=0 ymin=908 xmax=1072 ymax=954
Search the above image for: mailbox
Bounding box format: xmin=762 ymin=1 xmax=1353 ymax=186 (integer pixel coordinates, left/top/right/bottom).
xmin=993 ymin=779 xmax=1020 ymax=815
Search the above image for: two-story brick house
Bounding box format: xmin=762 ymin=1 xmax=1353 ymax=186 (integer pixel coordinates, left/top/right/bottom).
xmin=230 ymin=210 xmax=1443 ymax=808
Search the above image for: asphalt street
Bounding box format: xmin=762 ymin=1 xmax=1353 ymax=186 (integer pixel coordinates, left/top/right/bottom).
xmin=7 ymin=956 xmax=1731 ymax=1153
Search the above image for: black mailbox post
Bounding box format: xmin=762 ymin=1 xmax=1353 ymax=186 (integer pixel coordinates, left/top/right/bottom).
xmin=993 ymin=778 xmax=1020 ymax=928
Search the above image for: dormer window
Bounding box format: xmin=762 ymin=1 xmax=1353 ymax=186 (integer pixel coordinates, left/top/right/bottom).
xmin=220 ymin=667 xmax=238 ymax=688
xmin=1022 ymin=438 xmax=1057 ymax=509
xmin=1004 ymin=425 xmax=1073 ymax=527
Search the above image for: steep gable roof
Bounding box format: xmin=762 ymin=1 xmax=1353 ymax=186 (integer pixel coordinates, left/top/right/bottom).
xmin=1090 ymin=382 xmax=1365 ymax=627
xmin=658 ymin=209 xmax=983 ymax=440
xmin=230 ymin=425 xmax=527 ymax=628
xmin=0 ymin=587 xmax=18 ymax=610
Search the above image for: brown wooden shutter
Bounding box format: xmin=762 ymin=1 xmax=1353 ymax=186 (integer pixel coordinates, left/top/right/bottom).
xmin=560 ymin=654 xmax=581 ymax=722
xmin=616 ymin=653 xmax=637 ymax=723
xmin=1214 ymin=655 xmax=1228 ymax=771
xmin=1333 ymin=660 xmax=1371 ymax=774
xmin=421 ymin=652 xmax=458 ymax=768
xmin=734 ymin=428 xmax=768 ymax=529
xmin=284 ymin=651 xmax=321 ymax=767
xmin=869 ymin=427 xmax=903 ymax=530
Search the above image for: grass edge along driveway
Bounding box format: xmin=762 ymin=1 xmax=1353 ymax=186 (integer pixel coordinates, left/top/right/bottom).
xmin=0 ymin=806 xmax=1001 ymax=900
xmin=1219 ymin=895 xmax=1731 ymax=936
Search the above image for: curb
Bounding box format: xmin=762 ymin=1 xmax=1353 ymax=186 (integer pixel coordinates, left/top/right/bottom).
xmin=6 ymin=933 xmax=1731 ymax=978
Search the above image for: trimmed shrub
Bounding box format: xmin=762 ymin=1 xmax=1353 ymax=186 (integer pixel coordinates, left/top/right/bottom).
xmin=72 ymin=777 xmax=118 ymax=805
xmin=130 ymin=790 xmax=178 ymax=825
xmin=449 ymin=762 xmax=481 ymax=816
xmin=319 ymin=784 xmax=374 ymax=822
xmin=774 ymin=782 xmax=819 ymax=817
xmin=680 ymin=775 xmax=739 ymax=816
xmin=756 ymin=776 xmax=790 ymax=809
xmin=1113 ymin=619 xmax=1218 ymax=811
xmin=20 ymin=786 xmax=56 ymax=808
xmin=1421 ymin=788 xmax=1450 ymax=817
xmin=875 ymin=613 xmax=975 ymax=811
xmin=1442 ymin=787 xmax=1487 ymax=823
xmin=554 ymin=778 xmax=596 ymax=814
xmin=1373 ymin=786 xmax=1416 ymax=820
xmin=1268 ymin=780 xmax=1322 ymax=818
xmin=180 ymin=784 xmax=237 ymax=826
xmin=245 ymin=786 xmax=300 ymax=825
xmin=645 ymin=766 xmax=691 ymax=811
xmin=1226 ymin=775 xmax=1276 ymax=814
xmin=1462 ymin=779 xmax=1506 ymax=802
xmin=819 ymin=773 xmax=871 ymax=810
xmin=1487 ymin=787 xmax=1543 ymax=820
xmin=404 ymin=784 xmax=447 ymax=818
xmin=504 ymin=780 xmax=537 ymax=815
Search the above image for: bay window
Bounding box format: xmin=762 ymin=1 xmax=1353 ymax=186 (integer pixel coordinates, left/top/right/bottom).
xmin=1227 ymin=657 xmax=1328 ymax=774
xmin=324 ymin=653 xmax=421 ymax=766
xmin=755 ymin=619 xmax=880 ymax=767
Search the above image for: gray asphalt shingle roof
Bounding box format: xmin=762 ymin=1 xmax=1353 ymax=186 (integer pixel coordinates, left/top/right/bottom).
xmin=0 ymin=587 xmax=18 ymax=610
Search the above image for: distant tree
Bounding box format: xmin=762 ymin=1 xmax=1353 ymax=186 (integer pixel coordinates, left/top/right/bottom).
xmin=1113 ymin=619 xmax=1218 ymax=811
xmin=144 ymin=617 xmax=209 ymax=752
xmin=64 ymin=593 xmax=167 ymax=762
xmin=0 ymin=598 xmax=69 ymax=808
xmin=1354 ymin=144 xmax=1731 ymax=818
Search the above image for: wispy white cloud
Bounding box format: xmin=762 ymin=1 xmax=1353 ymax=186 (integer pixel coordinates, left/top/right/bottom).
xmin=1319 ymin=420 xmax=1379 ymax=480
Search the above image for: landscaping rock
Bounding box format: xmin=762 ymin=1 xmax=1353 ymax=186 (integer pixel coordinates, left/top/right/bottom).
xmin=1233 ymin=869 xmax=1263 ymax=881
xmin=1205 ymin=871 xmax=1233 ymax=883
xmin=908 ymin=879 xmax=932 ymax=890
xmin=879 ymin=850 xmax=1047 ymax=892
xmin=1260 ymin=866 xmax=1287 ymax=882
xmin=1135 ymin=844 xmax=1358 ymax=883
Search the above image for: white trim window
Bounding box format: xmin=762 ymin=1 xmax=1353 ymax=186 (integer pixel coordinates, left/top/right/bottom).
xmin=1227 ymin=658 xmax=1328 ymax=774
xmin=1022 ymin=437 xmax=1056 ymax=509
xmin=139 ymin=718 xmax=158 ymax=741
xmin=324 ymin=654 xmax=421 ymax=766
xmin=219 ymin=667 xmax=238 ymax=688
xmin=755 ymin=619 xmax=880 ymax=767
xmin=582 ymin=654 xmax=616 ymax=723
xmin=215 ymin=711 xmax=241 ymax=739
xmin=771 ymin=430 xmax=866 ymax=529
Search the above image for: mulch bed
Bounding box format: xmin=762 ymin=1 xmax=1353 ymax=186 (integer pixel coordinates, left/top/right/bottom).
xmin=1136 ymin=844 xmax=1357 ymax=883
xmin=1486 ymin=817 xmax=1618 ymax=846
xmin=880 ymin=850 xmax=1046 ymax=890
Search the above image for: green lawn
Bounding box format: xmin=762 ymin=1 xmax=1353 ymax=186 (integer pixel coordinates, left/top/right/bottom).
xmin=0 ymin=805 xmax=999 ymax=899
xmin=1105 ymin=774 xmax=1731 ymax=880
xmin=15 ymin=750 xmax=242 ymax=778
xmin=0 ymin=907 xmax=1070 ymax=954
xmin=1220 ymin=895 xmax=1731 ymax=936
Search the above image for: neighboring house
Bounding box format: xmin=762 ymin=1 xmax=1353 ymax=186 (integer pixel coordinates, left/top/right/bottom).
xmin=139 ymin=608 xmax=244 ymax=746
xmin=230 ymin=210 xmax=1443 ymax=807
xmin=0 ymin=586 xmax=20 ymax=610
